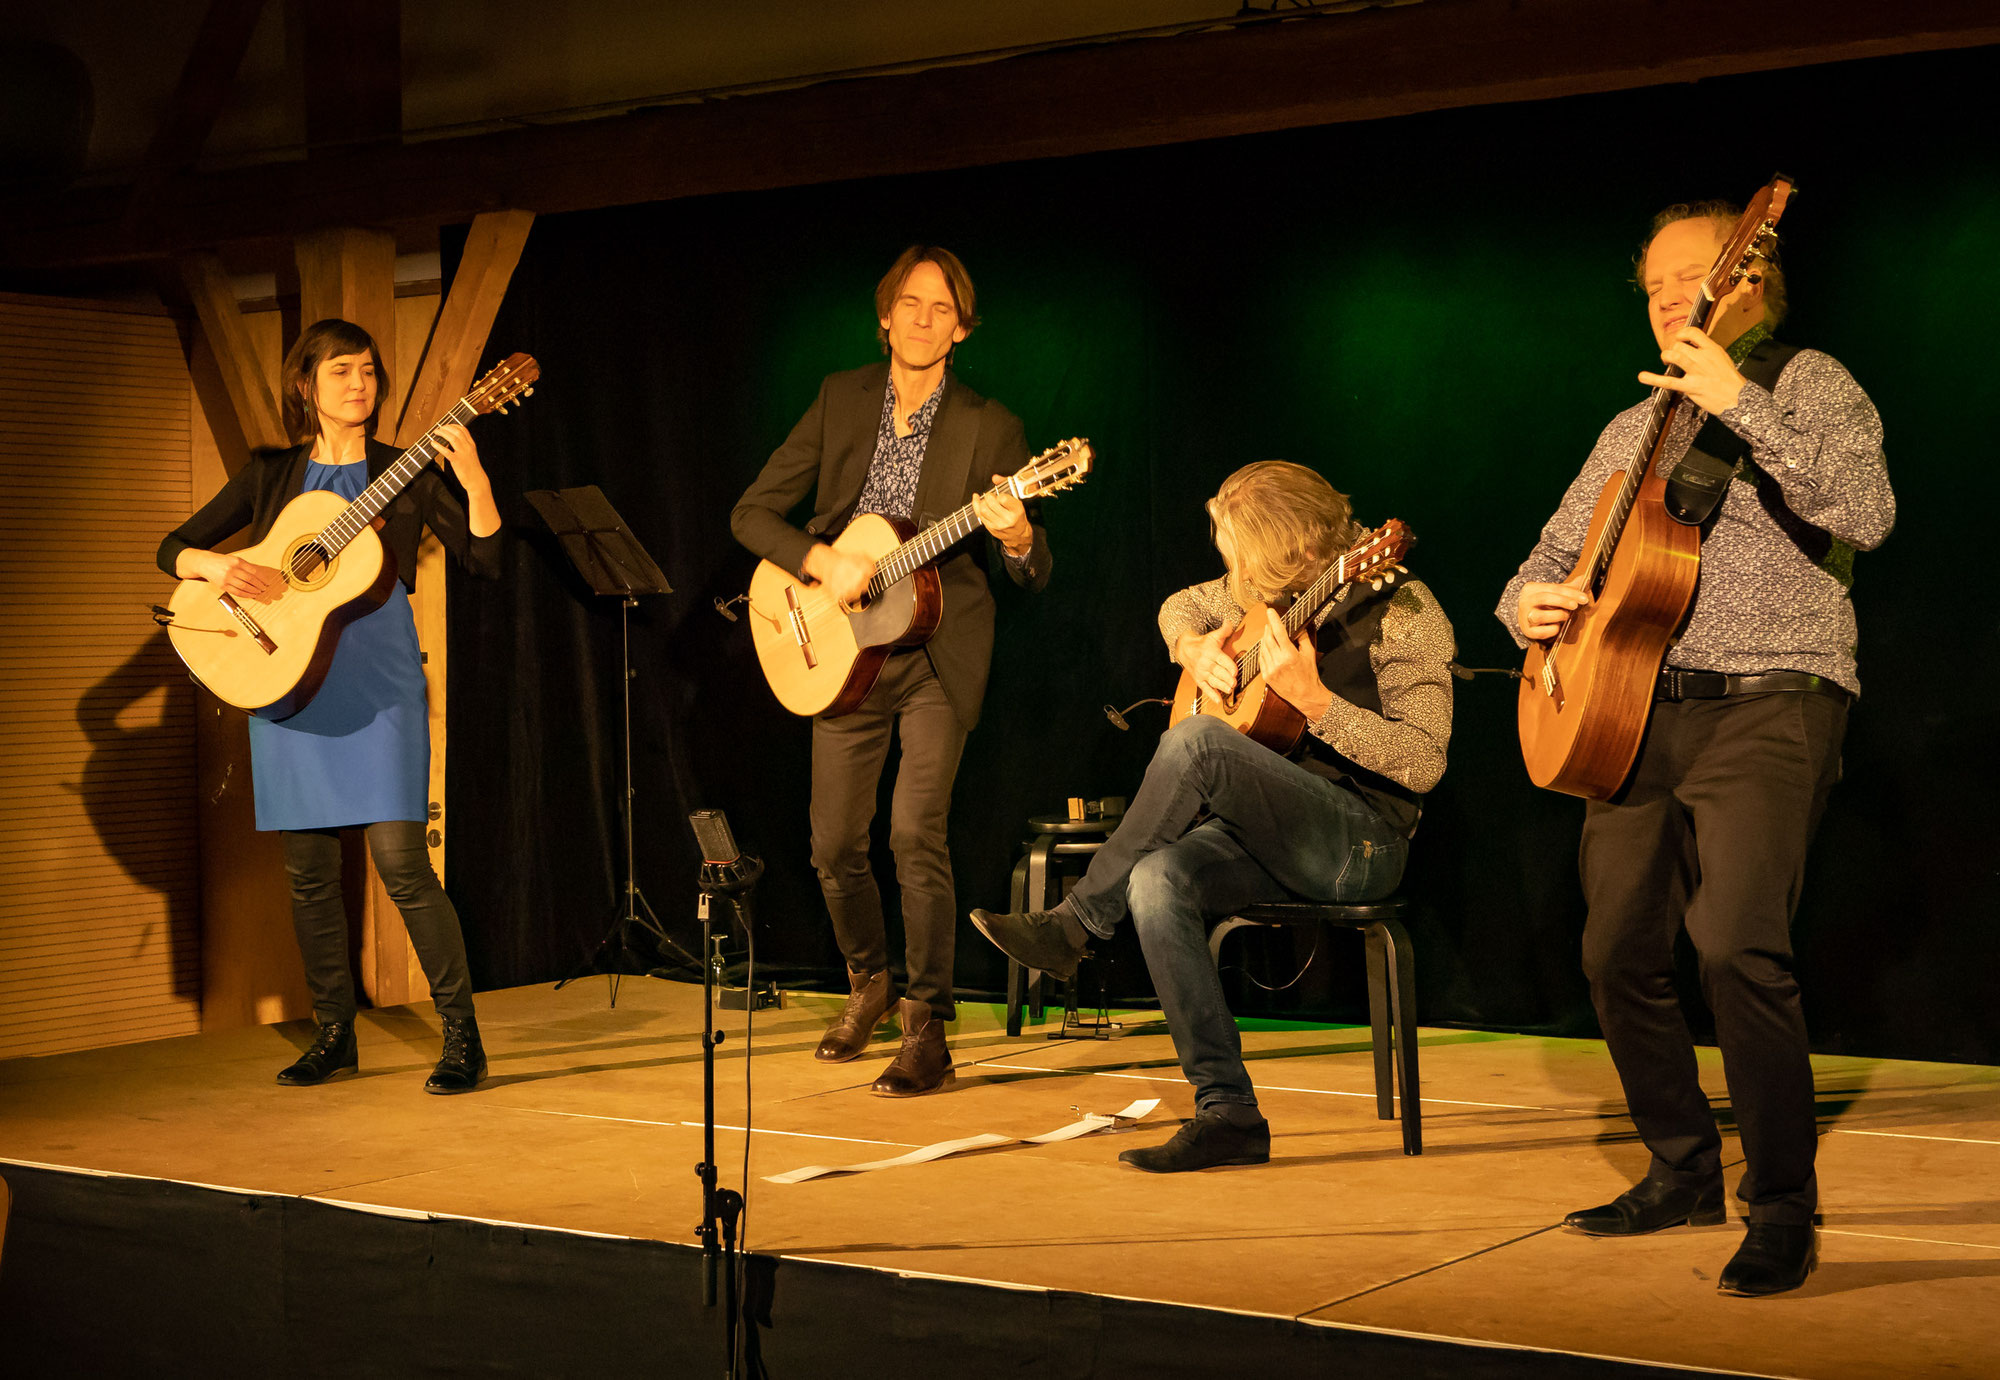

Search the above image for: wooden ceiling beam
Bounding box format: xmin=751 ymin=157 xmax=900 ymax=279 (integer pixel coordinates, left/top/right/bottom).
xmin=178 ymin=251 xmax=288 ymax=454
xmin=395 ymin=210 xmax=533 ymax=443
xmin=123 ymin=0 xmax=271 ymax=226
xmin=9 ymin=0 xmax=1998 ymax=269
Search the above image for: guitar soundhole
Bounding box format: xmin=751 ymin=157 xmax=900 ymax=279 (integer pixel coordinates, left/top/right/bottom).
xmin=284 ymin=539 xmax=335 ymax=590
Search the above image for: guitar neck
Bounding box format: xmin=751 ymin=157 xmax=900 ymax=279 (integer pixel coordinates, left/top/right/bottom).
xmin=318 ymin=399 xmax=479 ymax=555
xmin=1579 ymin=288 xmax=1718 ymax=588
xmin=866 ymin=495 xmax=987 ymax=598
xmin=1235 ymin=547 xmax=1360 ymax=684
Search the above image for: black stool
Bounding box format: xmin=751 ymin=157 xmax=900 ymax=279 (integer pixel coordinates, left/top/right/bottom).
xmin=1209 ymin=896 xmax=1422 ymax=1155
xmin=1002 ymin=812 xmax=1118 ymax=1036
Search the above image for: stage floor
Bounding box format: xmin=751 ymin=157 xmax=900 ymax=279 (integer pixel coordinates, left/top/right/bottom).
xmin=3 ymin=978 xmax=1998 ymax=1378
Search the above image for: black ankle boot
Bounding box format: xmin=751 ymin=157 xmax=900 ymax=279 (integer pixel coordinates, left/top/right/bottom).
xmin=425 ymin=1016 xmax=487 ymax=1095
xmin=277 ymin=1021 xmax=357 ymax=1086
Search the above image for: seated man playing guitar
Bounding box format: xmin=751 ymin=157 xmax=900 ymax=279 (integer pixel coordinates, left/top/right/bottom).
xmin=731 ymin=245 xmax=1051 ymax=1097
xmin=972 ymin=461 xmax=1455 ymax=1171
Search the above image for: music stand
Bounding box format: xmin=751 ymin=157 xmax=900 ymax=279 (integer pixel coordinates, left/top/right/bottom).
xmin=528 ymin=485 xmax=689 ymax=1003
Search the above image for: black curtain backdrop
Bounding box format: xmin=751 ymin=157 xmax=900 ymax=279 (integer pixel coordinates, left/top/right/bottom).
xmin=446 ymin=45 xmax=2000 ymax=1064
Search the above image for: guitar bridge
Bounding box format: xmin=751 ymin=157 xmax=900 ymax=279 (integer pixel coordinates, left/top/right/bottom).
xmin=784 ymin=586 xmax=816 ymax=669
xmin=217 ymin=593 xmax=277 ymax=655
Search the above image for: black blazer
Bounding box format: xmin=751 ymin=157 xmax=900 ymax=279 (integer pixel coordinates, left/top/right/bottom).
xmin=730 ymin=362 xmax=1050 ymax=729
xmin=158 ymin=438 xmax=503 ymax=591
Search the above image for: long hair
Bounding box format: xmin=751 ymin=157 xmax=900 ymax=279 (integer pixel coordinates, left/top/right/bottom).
xmin=1634 ymin=200 xmax=1789 ymax=330
xmin=1206 ymin=461 xmax=1360 ymax=609
xmin=873 ymin=245 xmax=980 ymax=353
xmin=280 ymin=318 xmax=388 ymax=444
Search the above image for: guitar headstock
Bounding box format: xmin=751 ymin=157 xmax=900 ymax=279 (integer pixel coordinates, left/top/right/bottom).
xmin=1703 ymin=175 xmax=1795 ymax=305
xmin=1342 ymin=518 xmax=1415 ymax=591
xmin=1007 ymin=438 xmax=1094 ymax=501
xmin=466 ymin=353 xmax=541 ymax=416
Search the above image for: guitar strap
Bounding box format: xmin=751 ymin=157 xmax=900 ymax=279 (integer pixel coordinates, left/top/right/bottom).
xmin=1663 ymin=336 xmax=1798 ymax=528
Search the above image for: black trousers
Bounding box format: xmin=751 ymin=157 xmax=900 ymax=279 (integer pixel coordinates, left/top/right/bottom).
xmin=1580 ymin=690 xmax=1847 ymax=1226
xmin=280 ymin=820 xmax=477 ymax=1026
xmin=809 ymin=650 xmax=969 ymax=1018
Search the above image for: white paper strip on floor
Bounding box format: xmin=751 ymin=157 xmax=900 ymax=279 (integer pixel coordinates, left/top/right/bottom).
xmin=766 ymin=1099 xmax=1161 ymax=1184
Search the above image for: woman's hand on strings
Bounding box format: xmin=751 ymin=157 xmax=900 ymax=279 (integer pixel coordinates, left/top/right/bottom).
xmin=197 ymin=551 xmax=286 ymax=602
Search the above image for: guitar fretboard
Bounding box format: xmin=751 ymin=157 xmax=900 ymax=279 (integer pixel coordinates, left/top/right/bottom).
xmin=314 ymin=399 xmax=479 ymax=558
xmin=1233 ymin=546 xmax=1363 ymax=683
xmin=1579 ymin=286 xmax=1718 ymax=591
xmin=867 ymin=495 xmax=993 ymax=597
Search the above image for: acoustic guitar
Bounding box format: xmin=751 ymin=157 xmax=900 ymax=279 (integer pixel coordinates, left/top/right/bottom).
xmin=748 ymin=438 xmax=1093 ymax=717
xmin=1517 ymin=177 xmax=1793 ymax=798
xmin=164 ymin=354 xmax=540 ymax=719
xmin=1168 ymin=519 xmax=1414 ymax=753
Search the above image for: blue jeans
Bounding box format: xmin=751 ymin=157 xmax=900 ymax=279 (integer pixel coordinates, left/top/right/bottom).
xmin=1065 ymin=715 xmax=1408 ymax=1111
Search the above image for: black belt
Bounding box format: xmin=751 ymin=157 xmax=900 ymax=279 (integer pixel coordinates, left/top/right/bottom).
xmin=1655 ymin=668 xmax=1849 ymax=702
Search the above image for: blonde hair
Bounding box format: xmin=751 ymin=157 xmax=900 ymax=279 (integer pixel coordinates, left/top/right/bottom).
xmin=1206 ymin=461 xmax=1359 ymax=608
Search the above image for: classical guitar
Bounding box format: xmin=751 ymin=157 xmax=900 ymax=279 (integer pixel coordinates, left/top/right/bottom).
xmin=1517 ymin=177 xmax=1793 ymax=798
xmin=748 ymin=438 xmax=1093 ymax=717
xmin=1168 ymin=519 xmax=1414 ymax=754
xmin=164 ymin=354 xmax=540 ymax=719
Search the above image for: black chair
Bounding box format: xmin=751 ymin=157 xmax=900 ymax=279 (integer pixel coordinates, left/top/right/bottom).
xmin=1208 ymin=896 xmax=1422 ymax=1155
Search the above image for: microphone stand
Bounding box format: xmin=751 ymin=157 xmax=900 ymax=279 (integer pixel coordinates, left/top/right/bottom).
xmin=695 ymin=854 xmax=760 ymax=1379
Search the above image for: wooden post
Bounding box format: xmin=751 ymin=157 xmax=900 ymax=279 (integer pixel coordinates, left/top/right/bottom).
xmin=293 ymin=225 xmax=430 ymax=1007
xmin=295 ymin=227 xmax=398 ymax=384
xmin=384 ymin=210 xmax=533 ymax=1006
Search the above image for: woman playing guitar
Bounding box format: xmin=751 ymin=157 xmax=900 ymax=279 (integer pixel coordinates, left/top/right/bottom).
xmin=157 ymin=319 xmax=504 ymax=1094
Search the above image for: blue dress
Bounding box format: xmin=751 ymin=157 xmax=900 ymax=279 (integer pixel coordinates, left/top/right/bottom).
xmin=248 ymin=459 xmax=431 ymax=832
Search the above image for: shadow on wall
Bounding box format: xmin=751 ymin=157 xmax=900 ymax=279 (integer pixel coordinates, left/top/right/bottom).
xmin=72 ymin=630 xmax=201 ymax=1007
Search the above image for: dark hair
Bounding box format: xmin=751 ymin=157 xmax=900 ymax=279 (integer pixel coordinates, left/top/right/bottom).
xmin=873 ymin=245 xmax=980 ymax=354
xmin=280 ymin=318 xmax=388 ymax=443
xmin=1634 ymin=200 xmax=1789 ymax=329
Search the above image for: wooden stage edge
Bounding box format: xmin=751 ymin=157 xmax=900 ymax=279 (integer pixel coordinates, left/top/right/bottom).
xmin=3 ymin=978 xmax=1997 ymax=1378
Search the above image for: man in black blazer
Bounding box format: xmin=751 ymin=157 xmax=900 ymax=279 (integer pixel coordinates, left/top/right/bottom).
xmin=732 ymin=246 xmax=1051 ymax=1095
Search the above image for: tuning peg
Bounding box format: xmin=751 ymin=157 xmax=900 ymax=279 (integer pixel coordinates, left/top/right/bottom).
xmin=1394 ymin=564 xmax=1407 ymax=573
xmin=1370 ymin=578 xmax=1383 ymax=591
xmin=523 ymin=387 xmax=534 ymax=397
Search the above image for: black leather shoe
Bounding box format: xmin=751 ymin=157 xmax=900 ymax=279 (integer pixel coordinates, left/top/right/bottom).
xmin=969 ymin=908 xmax=1087 ymax=982
xmin=1565 ymin=1176 xmax=1726 ymax=1236
xmin=1118 ymin=1108 xmax=1270 ymax=1173
xmin=424 ymin=1016 xmax=487 ymax=1095
xmin=1718 ymin=1223 xmax=1818 ymax=1296
xmin=276 ymin=1021 xmax=357 ymax=1086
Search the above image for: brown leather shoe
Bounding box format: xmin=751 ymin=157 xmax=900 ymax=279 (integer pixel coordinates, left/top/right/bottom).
xmin=870 ymin=998 xmax=955 ymax=1097
xmin=815 ymin=967 xmax=897 ymax=1063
